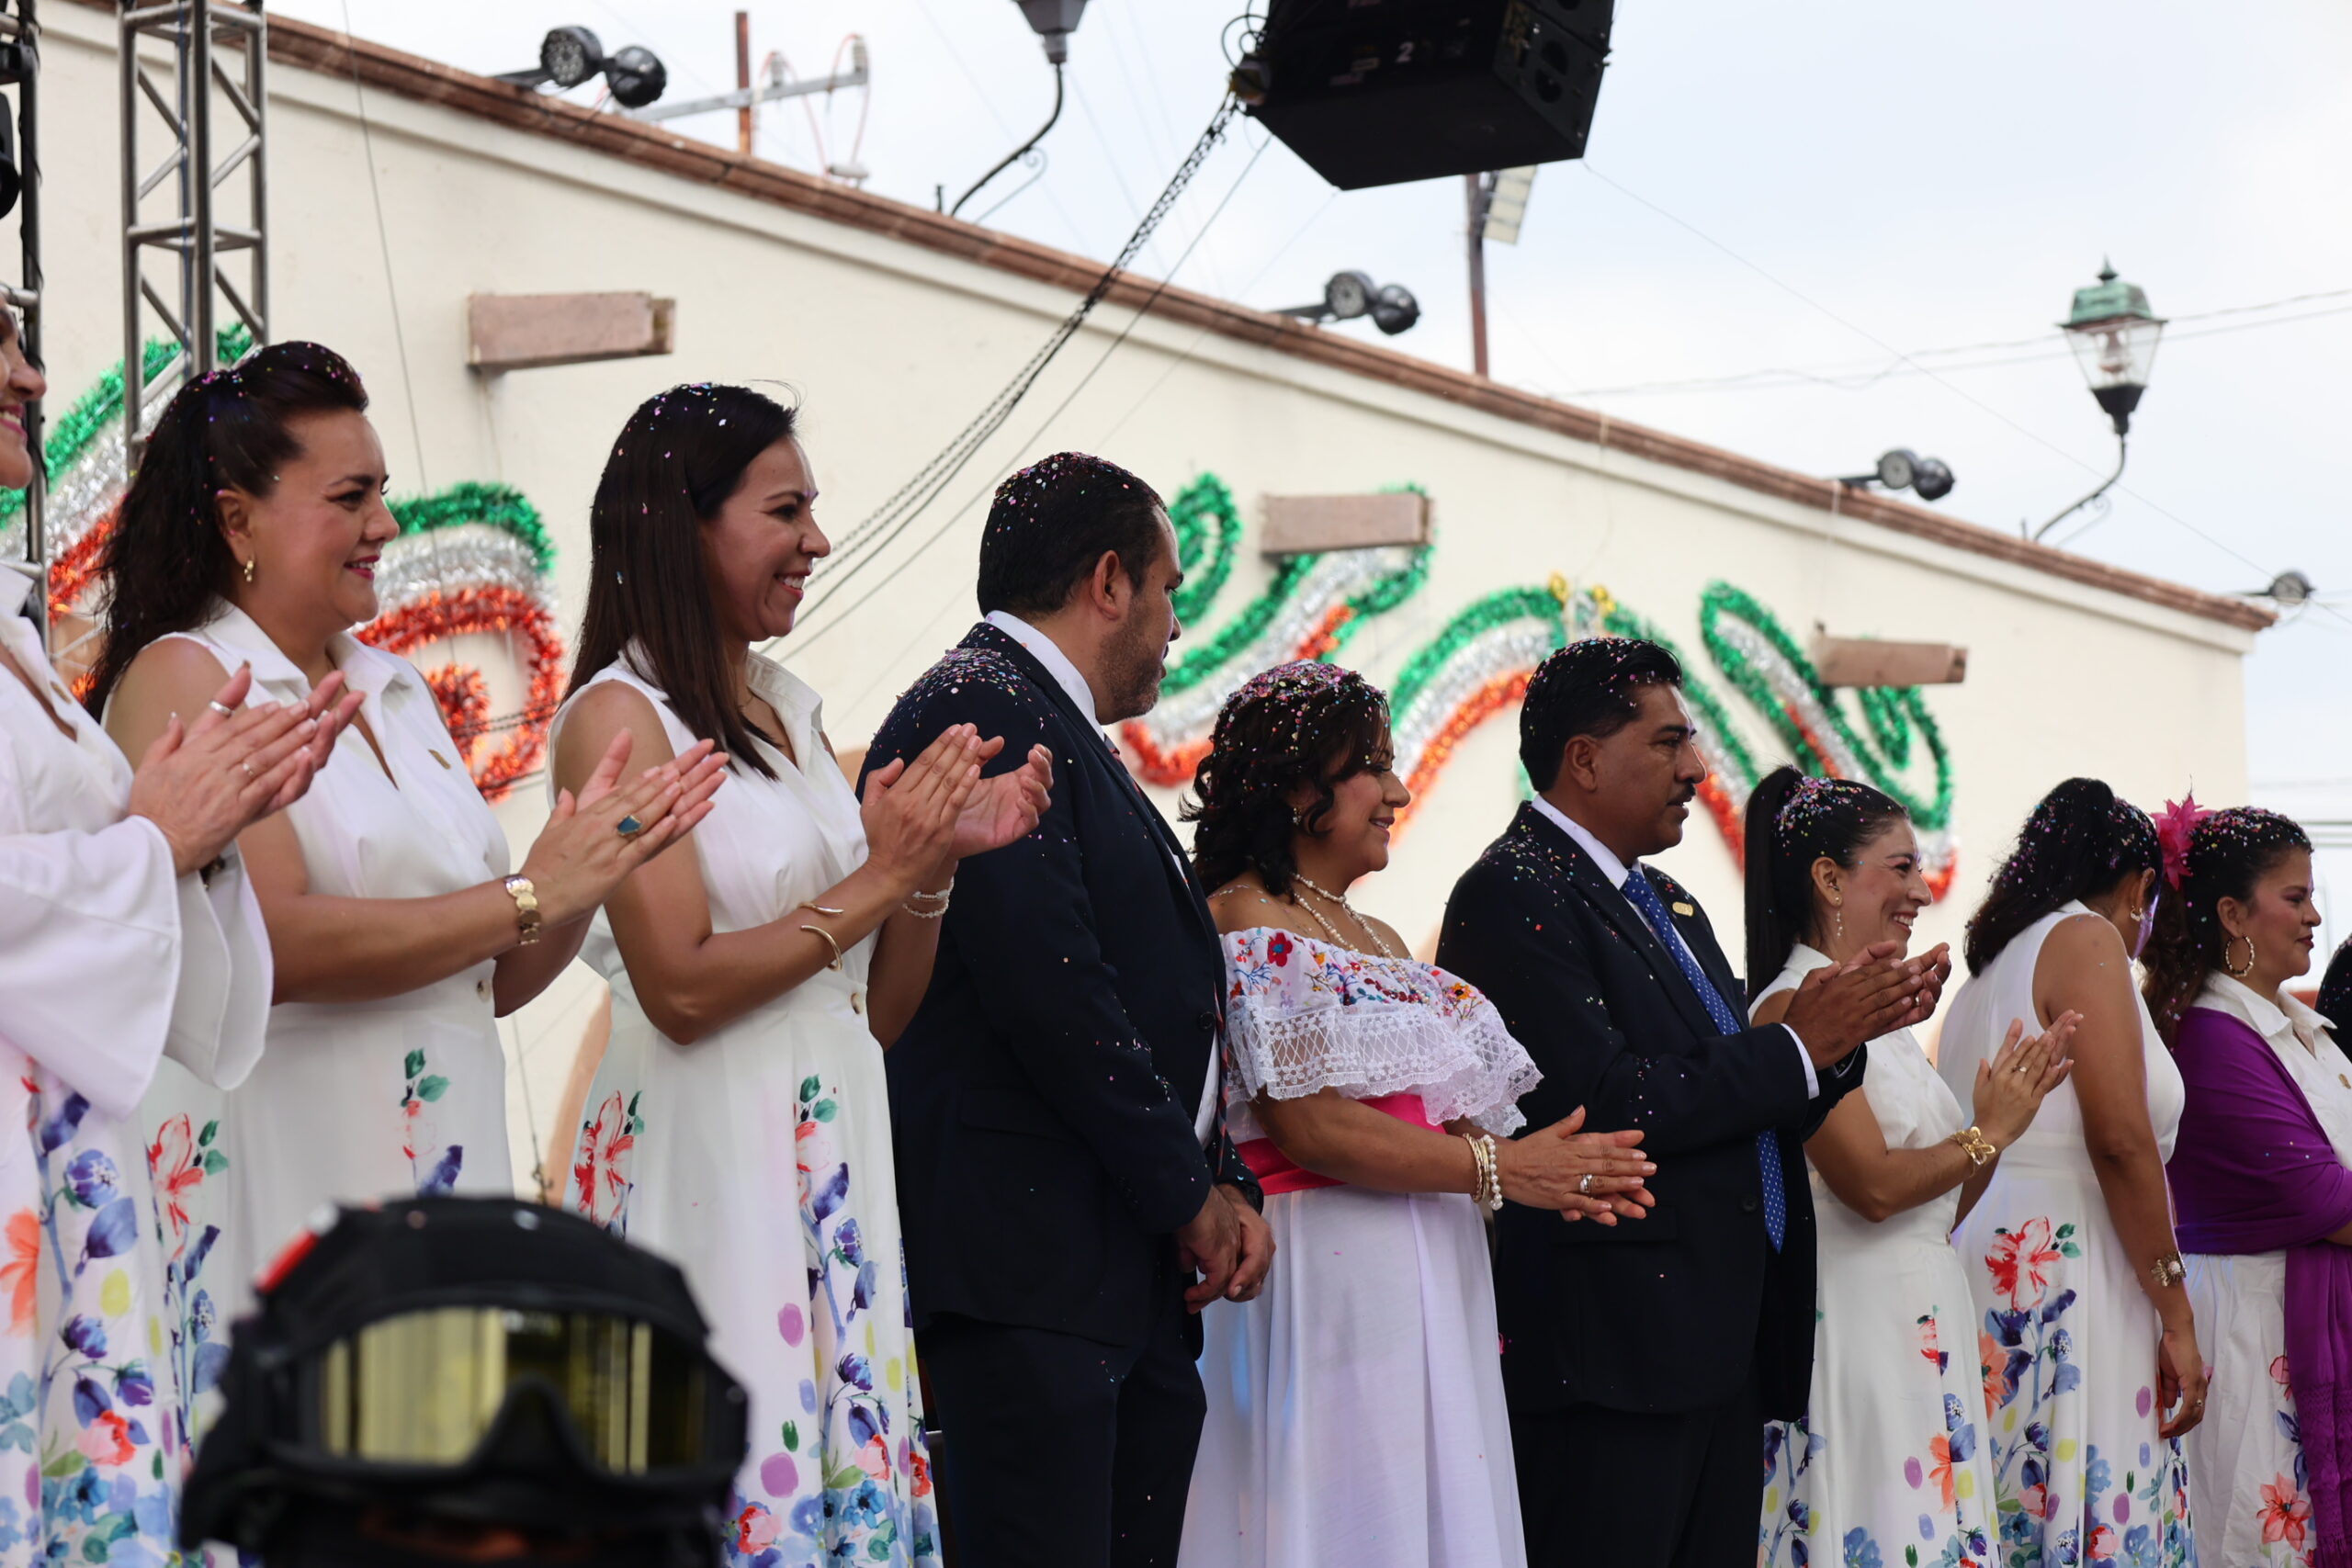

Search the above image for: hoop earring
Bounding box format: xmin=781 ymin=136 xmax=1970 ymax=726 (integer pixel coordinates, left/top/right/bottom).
xmin=242 ymin=557 xmax=256 ymax=585
xmin=2225 ymin=934 xmax=2256 ymax=979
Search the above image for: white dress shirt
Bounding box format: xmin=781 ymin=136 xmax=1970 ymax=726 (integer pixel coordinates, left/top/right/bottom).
xmin=1529 ymin=793 xmax=1819 ymax=1099
xmin=985 ymin=611 xmax=1224 ymax=1145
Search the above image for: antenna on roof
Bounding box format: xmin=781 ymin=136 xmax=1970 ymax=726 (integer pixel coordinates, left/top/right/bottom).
xmin=625 ymin=12 xmax=872 ymax=186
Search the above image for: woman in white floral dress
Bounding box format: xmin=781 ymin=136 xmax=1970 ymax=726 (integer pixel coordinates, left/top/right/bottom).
xmin=1939 ymin=781 xmax=2206 ymax=1568
xmin=0 ymin=307 xmax=349 ymax=1566
xmin=1742 ymin=769 xmax=2075 ymax=1568
xmin=1176 ymin=661 xmax=1655 ymax=1568
xmin=94 ymin=344 xmax=718 ymax=1314
xmin=551 ymin=384 xmax=1049 ymax=1568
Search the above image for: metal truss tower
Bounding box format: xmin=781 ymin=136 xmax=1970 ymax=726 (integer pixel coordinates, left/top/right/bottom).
xmin=120 ymin=0 xmax=267 ymax=454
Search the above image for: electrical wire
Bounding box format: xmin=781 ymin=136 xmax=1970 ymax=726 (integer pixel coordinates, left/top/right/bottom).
xmin=790 ymin=129 xmax=1272 ymax=657
xmin=1556 ymin=291 xmax=2352 ymax=400
xmin=805 ymin=94 xmax=1245 ymax=609
xmin=950 ymin=63 xmax=1067 ymax=221
xmin=1575 ymin=162 xmax=2344 ymax=627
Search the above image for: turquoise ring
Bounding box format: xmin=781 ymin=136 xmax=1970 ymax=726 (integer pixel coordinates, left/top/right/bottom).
xmin=616 ymin=814 xmax=645 ymax=839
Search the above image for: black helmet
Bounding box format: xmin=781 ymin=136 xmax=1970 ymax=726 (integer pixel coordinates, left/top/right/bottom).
xmin=182 ymin=1197 xmax=747 ymax=1568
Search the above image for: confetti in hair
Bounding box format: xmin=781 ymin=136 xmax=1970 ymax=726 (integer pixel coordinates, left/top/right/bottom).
xmin=1185 ymin=660 xmax=1392 ymax=897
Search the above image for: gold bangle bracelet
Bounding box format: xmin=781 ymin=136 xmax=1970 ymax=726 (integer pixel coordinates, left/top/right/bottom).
xmin=1951 ymin=1125 xmax=1996 ymax=1168
xmin=503 ymin=874 xmax=543 ymax=947
xmin=2149 ymin=1251 xmax=2188 ymax=1290
xmin=799 ymin=923 xmax=843 ymax=971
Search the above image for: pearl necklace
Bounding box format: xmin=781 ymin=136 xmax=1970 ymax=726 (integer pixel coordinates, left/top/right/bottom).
xmin=1292 ymin=873 xmax=1404 ymax=961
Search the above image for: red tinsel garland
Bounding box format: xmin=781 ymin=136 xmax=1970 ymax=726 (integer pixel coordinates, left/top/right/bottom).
xmin=358 ymin=585 xmax=566 ymax=803
xmin=1399 ymin=670 xmax=1529 ymax=826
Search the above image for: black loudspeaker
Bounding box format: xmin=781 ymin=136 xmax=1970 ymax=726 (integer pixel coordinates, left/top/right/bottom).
xmin=1247 ymin=0 xmax=1611 ymax=191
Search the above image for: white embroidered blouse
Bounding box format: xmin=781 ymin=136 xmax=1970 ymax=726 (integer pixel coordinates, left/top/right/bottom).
xmin=1218 ymin=926 xmax=1541 ymax=1141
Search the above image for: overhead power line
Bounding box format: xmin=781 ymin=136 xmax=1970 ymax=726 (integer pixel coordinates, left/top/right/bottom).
xmin=1555 ymin=288 xmax=2352 ymax=400
xmin=803 ymin=93 xmax=1244 ymax=616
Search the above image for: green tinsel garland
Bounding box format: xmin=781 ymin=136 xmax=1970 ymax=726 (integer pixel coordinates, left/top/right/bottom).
xmin=1160 ymin=552 xmax=1317 ymax=694
xmin=1696 ymin=581 xmax=1951 ymax=828
xmin=1389 ymin=584 xmax=1563 ymax=714
xmin=1600 ymin=599 xmax=1762 ymax=794
xmin=390 ymin=481 xmax=556 ymax=571
xmin=1168 ymin=472 xmax=1239 ymax=627
xmin=1 ymin=327 xmax=257 ymax=524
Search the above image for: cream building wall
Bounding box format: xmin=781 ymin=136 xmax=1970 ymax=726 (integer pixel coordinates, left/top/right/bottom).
xmin=21 ymin=6 xmax=2260 ymax=1190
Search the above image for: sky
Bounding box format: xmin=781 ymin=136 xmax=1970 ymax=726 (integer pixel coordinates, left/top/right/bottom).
xmin=277 ymin=0 xmax=2352 ymax=960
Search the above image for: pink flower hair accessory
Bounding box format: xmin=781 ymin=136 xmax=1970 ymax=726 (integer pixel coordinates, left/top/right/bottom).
xmin=2153 ymin=795 xmax=2211 ymax=888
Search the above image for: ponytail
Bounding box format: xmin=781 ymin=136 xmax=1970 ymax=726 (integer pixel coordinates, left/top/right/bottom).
xmin=1963 ymin=778 xmax=2158 ymax=972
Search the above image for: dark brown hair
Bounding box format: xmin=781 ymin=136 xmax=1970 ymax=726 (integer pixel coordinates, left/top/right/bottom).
xmin=1962 ymin=778 xmax=2158 ymax=972
xmin=1741 ymin=767 xmax=1909 ymax=1001
xmin=2141 ymin=807 xmax=2311 ymax=1042
xmin=569 ymin=383 xmax=798 ymax=779
xmin=87 ymin=343 xmax=369 ymax=714
xmin=1184 ymin=660 xmax=1391 ymax=899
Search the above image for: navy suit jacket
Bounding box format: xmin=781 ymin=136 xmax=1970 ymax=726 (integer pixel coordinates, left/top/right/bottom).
xmin=1437 ymin=803 xmax=1865 ymax=1419
xmin=862 ymin=623 xmax=1255 ymax=1350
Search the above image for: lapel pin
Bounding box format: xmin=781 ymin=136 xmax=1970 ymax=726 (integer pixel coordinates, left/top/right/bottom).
xmin=1671 ymin=901 xmax=1695 ymax=918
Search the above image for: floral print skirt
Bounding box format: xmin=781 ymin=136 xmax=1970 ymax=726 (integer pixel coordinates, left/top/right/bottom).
xmin=0 ymin=1054 xmax=237 ymax=1568
xmin=1952 ymin=1160 xmax=2196 ymax=1568
xmin=2181 ymin=1253 xmax=2312 ymax=1566
xmin=1761 ymin=1224 xmax=1997 ymax=1568
xmin=566 ymin=986 xmax=938 ymax=1568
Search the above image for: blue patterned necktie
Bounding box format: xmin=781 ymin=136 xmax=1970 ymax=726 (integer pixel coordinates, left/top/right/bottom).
xmin=1618 ymin=868 xmax=1788 ymax=1250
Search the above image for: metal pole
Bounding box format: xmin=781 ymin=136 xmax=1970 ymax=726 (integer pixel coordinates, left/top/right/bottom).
xmin=2030 ymin=436 xmax=2127 ymax=544
xmin=188 ymin=0 xmax=215 ymax=375
xmin=734 ymin=10 xmax=751 ymax=156
xmin=1464 ymin=172 xmax=1490 ymax=378
xmin=4 ymin=0 xmax=48 ymax=647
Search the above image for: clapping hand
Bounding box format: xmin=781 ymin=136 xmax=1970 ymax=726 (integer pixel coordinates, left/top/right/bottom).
xmin=1970 ymin=1011 xmax=2078 ymax=1150
xmin=129 ymin=663 xmax=363 ymax=877
xmin=519 ymin=731 xmax=728 ymax=925
xmin=950 ymin=742 xmax=1053 ymax=858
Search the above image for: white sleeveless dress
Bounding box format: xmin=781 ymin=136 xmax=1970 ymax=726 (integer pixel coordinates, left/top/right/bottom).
xmin=1179 ymin=928 xmax=1538 ymax=1568
xmin=1937 ymin=903 xmax=2195 ymax=1568
xmin=152 ymin=602 xmax=514 ymax=1305
xmin=555 ymin=652 xmax=938 ymax=1568
xmin=1754 ymin=945 xmax=1998 ymax=1568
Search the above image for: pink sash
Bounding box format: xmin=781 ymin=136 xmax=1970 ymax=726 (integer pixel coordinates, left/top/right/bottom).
xmin=1235 ymin=1092 xmax=1439 ymax=1195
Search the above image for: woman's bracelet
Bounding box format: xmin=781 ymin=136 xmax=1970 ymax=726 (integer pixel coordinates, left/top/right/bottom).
xmin=503 ymin=874 xmax=543 ymax=947
xmin=795 ymin=903 xmax=844 ymax=972
xmin=1950 ymin=1124 xmax=1996 ymax=1168
xmin=2149 ymin=1251 xmax=2187 ymax=1290
xmin=903 ymin=879 xmax=954 ymax=918
xmin=1461 ymin=1132 xmax=1503 ymax=1212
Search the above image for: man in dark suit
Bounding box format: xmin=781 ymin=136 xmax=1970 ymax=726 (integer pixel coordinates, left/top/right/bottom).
xmin=1438 ymin=637 xmax=1944 ymax=1568
xmin=863 ymin=453 xmax=1271 ymax=1568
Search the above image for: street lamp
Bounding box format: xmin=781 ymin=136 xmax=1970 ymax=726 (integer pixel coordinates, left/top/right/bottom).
xmin=2033 ymin=261 xmax=2166 ymax=541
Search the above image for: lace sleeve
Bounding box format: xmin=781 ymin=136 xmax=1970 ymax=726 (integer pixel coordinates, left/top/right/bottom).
xmin=1220 ymin=928 xmax=1540 ymax=1135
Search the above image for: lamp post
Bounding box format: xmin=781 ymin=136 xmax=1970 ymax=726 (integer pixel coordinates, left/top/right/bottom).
xmin=2032 ymin=261 xmax=2165 ymax=542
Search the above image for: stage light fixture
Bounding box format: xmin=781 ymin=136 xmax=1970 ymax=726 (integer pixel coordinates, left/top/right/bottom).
xmin=496 ymin=26 xmax=668 ymax=109
xmin=1273 ymin=271 xmax=1422 ymax=337
xmin=1838 ymin=448 xmax=1956 ymax=503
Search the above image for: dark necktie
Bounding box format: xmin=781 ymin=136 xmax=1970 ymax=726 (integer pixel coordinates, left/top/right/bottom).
xmin=1618 ymin=868 xmax=1787 ymax=1250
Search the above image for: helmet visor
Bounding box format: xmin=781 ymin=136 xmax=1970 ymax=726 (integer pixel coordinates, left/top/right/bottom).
xmin=313 ymin=1306 xmax=719 ymax=1475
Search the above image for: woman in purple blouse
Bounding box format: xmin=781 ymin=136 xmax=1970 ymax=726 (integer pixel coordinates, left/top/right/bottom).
xmin=2145 ymin=804 xmax=2352 ymax=1568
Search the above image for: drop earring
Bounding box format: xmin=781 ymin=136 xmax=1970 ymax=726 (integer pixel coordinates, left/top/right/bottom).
xmin=243 ymin=557 xmax=256 ymax=585
xmin=1831 ymin=895 xmax=1844 ymax=947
